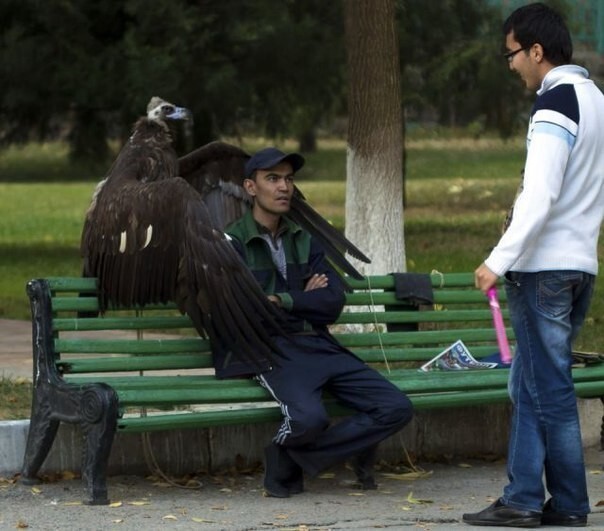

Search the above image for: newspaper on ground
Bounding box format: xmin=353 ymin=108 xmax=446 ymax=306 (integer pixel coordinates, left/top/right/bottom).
xmin=419 ymin=339 xmax=499 ymax=372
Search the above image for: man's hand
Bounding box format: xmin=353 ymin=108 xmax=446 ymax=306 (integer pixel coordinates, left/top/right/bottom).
xmin=267 ymin=295 xmax=282 ymax=307
xmin=304 ymin=273 xmax=328 ymax=291
xmin=475 ymin=263 xmax=499 ymax=294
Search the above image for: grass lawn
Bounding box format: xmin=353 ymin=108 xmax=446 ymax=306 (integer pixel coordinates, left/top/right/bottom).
xmin=0 ymin=135 xmax=602 ymax=419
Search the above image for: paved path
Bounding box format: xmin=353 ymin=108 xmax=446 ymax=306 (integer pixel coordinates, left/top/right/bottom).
xmin=0 ymin=319 xmax=33 ymax=380
xmin=1 ymin=450 xmax=604 ymax=530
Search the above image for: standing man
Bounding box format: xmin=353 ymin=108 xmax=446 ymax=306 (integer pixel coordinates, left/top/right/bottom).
xmin=466 ymin=3 xmax=604 ymax=528
xmin=222 ymin=147 xmax=413 ymax=498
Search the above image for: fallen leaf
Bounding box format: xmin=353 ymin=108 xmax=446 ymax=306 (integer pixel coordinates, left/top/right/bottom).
xmin=152 ymin=481 xmax=173 ymax=488
xmin=191 ymin=517 xmax=216 ymax=523
xmin=348 ymin=492 xmax=365 ymax=496
xmin=407 ymin=492 xmax=433 ymax=505
xmin=210 ymin=505 xmax=227 ymax=510
xmin=319 ymin=473 xmax=335 ymax=479
xmin=62 ymin=471 xmax=76 ymax=480
xmin=128 ymin=501 xmax=150 ymax=506
xmin=589 ymin=470 xmax=602 ymax=475
xmin=109 ymin=501 xmax=123 ymax=508
xmin=399 ymin=506 xmax=411 ymax=511
xmin=458 ymin=463 xmax=472 ymax=468
xmin=162 ymin=515 xmax=178 ymax=521
xmin=112 ymin=519 xmax=123 ymax=524
xmin=16 ymin=520 xmax=29 ymax=528
xmin=274 ymin=514 xmax=289 ymax=519
xmin=62 ymin=501 xmax=82 ymax=506
xmin=30 ymin=487 xmax=41 ymax=495
xmin=595 ymin=500 xmax=604 ymax=507
xmin=381 ymin=470 xmax=433 ymax=481
xmin=219 ymin=488 xmax=232 ymax=493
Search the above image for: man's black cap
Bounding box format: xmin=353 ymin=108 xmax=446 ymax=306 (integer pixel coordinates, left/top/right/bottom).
xmin=244 ymin=147 xmax=305 ymax=178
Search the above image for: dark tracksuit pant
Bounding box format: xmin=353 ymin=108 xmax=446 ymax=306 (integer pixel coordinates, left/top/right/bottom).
xmin=256 ymin=334 xmax=413 ymax=477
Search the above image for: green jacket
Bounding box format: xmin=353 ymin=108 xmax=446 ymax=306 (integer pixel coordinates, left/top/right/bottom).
xmin=218 ymin=210 xmax=346 ymax=378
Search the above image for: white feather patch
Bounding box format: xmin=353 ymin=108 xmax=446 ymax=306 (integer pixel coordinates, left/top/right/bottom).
xmin=142 ymin=225 xmax=153 ymax=249
xmin=119 ymin=231 xmax=127 ymax=253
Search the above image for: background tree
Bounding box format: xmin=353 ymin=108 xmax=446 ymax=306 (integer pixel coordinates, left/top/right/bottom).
xmin=1 ymin=0 xmax=589 ymax=170
xmin=398 ymin=0 xmax=529 ymax=138
xmin=345 ymin=0 xmax=405 ymax=275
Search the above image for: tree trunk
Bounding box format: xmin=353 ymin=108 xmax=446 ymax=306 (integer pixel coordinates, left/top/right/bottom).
xmin=297 ymin=128 xmax=317 ymax=153
xmin=344 ymin=0 xmax=405 ymax=275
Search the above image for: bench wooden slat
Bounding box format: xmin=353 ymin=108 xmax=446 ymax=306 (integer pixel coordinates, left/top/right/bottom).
xmin=353 ymin=345 xmax=502 ymax=361
xmin=58 ymin=354 xmax=212 ymax=373
xmin=336 ymin=327 xmax=506 ymax=347
xmin=344 ymin=273 xmax=476 ymax=290
xmin=47 ymin=277 xmax=99 ymax=292
xmin=117 ymin=405 xmax=284 ymax=432
xmin=344 ymin=291 xmax=491 ymax=305
xmin=55 ymin=337 xmax=208 ymax=354
xmin=335 ymin=309 xmax=508 ymax=324
xmin=53 ymin=316 xmax=194 ymax=331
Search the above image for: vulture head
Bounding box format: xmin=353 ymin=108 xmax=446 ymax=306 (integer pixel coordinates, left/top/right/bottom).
xmin=146 ymin=96 xmax=192 ymax=130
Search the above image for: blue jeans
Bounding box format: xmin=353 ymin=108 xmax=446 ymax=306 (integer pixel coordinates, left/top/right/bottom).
xmin=502 ymin=270 xmax=595 ymax=515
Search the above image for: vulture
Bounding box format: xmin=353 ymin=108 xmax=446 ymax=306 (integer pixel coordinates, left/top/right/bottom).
xmin=81 ymin=96 xmax=370 ymax=368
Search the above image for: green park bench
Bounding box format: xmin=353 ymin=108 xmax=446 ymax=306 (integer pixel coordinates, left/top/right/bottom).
xmin=20 ymin=273 xmax=604 ymax=505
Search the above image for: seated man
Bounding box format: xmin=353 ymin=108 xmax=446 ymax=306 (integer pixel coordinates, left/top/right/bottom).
xmin=220 ymin=146 xmax=413 ymax=497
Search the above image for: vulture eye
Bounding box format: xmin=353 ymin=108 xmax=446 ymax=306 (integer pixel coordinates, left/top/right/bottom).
xmin=161 ymin=105 xmax=174 ymax=113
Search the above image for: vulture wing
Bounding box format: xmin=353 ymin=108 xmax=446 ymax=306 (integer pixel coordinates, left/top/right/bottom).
xmin=178 ymin=141 xmax=252 ymax=230
xmin=287 ymin=187 xmax=370 ymax=279
xmin=179 ymin=142 xmax=371 ymax=280
xmin=81 ymin=176 xmax=284 ymax=367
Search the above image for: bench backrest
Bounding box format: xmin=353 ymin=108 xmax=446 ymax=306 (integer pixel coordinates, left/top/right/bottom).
xmin=29 ymin=273 xmax=511 ymax=377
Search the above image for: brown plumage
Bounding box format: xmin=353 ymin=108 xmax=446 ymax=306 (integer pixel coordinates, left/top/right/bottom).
xmin=81 ymin=97 xmax=284 ymax=368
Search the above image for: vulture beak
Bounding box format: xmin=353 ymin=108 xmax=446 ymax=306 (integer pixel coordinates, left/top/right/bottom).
xmin=167 ymin=106 xmax=192 ymax=122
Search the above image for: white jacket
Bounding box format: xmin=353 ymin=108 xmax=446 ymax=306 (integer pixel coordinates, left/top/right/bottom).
xmin=486 ymin=65 xmax=604 ymax=276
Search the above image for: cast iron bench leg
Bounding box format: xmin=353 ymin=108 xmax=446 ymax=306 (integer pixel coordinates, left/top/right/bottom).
xmin=80 ymin=384 xmax=120 ymax=505
xmin=21 ymin=403 xmax=60 ymax=484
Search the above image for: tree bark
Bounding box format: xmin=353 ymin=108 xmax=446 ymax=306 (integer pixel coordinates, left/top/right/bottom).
xmin=344 ymin=0 xmax=405 ymax=275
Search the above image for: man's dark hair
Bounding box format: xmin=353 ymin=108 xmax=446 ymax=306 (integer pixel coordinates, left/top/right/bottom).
xmin=503 ymin=2 xmax=572 ymax=65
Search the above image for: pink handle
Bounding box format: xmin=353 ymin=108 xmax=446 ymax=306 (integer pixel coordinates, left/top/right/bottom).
xmin=487 ymin=286 xmax=512 ymax=364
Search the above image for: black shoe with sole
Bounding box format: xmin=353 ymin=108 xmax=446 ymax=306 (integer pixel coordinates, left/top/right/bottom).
xmin=462 ymin=498 xmax=541 ymax=528
xmin=351 ymin=445 xmax=378 ymax=490
xmin=541 ymin=499 xmax=587 ymax=527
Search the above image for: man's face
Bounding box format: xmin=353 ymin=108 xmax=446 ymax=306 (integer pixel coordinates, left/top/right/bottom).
xmin=505 ymin=31 xmax=541 ymax=91
xmin=245 ymin=161 xmax=295 ymax=217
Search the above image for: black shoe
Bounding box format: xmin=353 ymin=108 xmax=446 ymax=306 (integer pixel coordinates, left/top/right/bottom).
xmin=285 ymin=467 xmax=304 ymax=495
xmin=541 ymin=499 xmax=587 ymax=527
xmin=462 ymin=498 xmax=541 ymax=528
xmin=352 ymin=445 xmax=378 ymax=490
xmin=263 ymin=443 xmax=302 ymax=498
